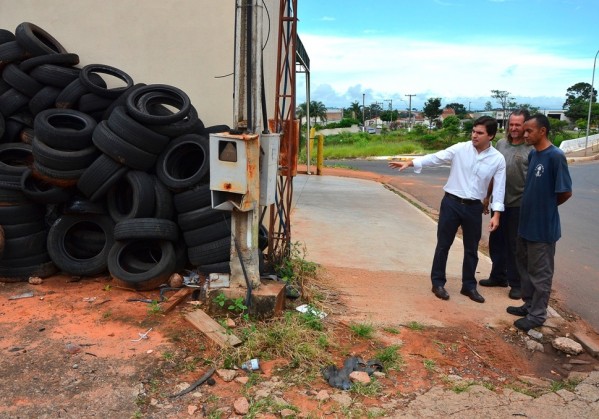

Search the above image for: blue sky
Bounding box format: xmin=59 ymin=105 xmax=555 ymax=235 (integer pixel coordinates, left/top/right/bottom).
xmin=295 ymin=0 xmax=598 ymax=112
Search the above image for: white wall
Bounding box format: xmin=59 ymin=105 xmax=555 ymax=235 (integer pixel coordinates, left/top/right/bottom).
xmin=0 ymin=0 xmax=280 ymax=128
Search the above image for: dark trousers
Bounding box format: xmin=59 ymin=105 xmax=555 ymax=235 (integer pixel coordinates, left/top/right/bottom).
xmin=488 ymin=206 xmax=521 ymax=289
xmin=431 ymin=195 xmax=482 ymax=290
xmin=516 ymin=237 xmax=556 ymax=326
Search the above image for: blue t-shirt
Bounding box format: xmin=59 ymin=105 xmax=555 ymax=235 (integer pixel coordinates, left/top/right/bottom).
xmin=519 ymin=145 xmax=572 ymax=243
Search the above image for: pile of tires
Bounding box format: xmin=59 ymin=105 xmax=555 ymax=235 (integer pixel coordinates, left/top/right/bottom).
xmin=0 ymin=22 xmax=263 ymax=289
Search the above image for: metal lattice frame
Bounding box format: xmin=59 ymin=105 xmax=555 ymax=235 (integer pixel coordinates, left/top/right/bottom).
xmin=268 ymin=0 xmax=298 ymax=261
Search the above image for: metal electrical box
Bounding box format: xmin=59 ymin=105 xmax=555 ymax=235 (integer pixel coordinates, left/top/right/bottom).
xmin=210 ymin=132 xmax=260 ymax=212
xmin=259 ymin=133 xmax=280 ymax=206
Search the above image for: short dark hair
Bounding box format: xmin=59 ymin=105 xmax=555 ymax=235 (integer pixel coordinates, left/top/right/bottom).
xmin=473 ymin=115 xmax=498 ymax=138
xmin=509 ymin=109 xmax=531 ymax=121
xmin=527 ymin=113 xmax=551 ymax=135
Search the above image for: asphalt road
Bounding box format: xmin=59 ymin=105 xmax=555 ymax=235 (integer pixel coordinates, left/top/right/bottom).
xmin=326 ymin=158 xmax=599 ymax=333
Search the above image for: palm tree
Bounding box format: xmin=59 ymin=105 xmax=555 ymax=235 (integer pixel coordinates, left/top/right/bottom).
xmin=296 ymin=101 xmax=328 ymax=125
xmin=348 ymin=101 xmax=361 ymax=119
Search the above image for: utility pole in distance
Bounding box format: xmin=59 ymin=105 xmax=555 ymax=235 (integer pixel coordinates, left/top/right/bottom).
xmin=405 ymin=94 xmax=416 ymax=131
xmin=362 ymin=93 xmax=365 ymax=131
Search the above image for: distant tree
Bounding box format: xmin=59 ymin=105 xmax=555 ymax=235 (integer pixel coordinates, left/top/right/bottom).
xmin=446 ymin=103 xmax=468 ymax=117
xmin=491 ymin=89 xmax=514 ymax=127
xmin=370 ymin=102 xmax=383 ymax=119
xmin=347 ymin=101 xmax=362 ymax=120
xmin=381 ymin=110 xmax=399 ymax=123
xmin=518 ymin=103 xmax=540 ymax=114
xmin=296 ymin=101 xmax=328 ymax=125
xmin=462 ymin=119 xmax=474 ymax=134
xmin=423 ymin=98 xmax=443 ymax=129
xmin=442 ymin=115 xmax=461 ymax=140
xmin=484 ymin=101 xmax=493 ymax=111
xmin=563 ymin=82 xmax=597 ymax=122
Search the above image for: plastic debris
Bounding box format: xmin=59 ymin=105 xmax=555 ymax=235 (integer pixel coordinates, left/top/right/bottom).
xmin=182 ymin=270 xmax=201 ymax=287
xmin=528 ymin=329 xmax=543 ymax=340
xmin=8 ymin=291 xmax=34 ymax=300
xmin=241 ymin=358 xmax=260 ymax=371
xmin=131 ymin=328 xmax=153 ymax=342
xmin=295 ymin=304 xmax=326 ymax=319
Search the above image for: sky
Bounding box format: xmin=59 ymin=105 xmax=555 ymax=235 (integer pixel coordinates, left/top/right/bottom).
xmin=295 ymin=0 xmax=599 ymax=112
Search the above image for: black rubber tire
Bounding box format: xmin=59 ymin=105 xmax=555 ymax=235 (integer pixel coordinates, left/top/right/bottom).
xmin=177 ymin=206 xmax=228 ymax=231
xmin=106 ymin=170 xmax=156 ymax=222
xmin=0 ymin=41 xmax=27 ymax=65
xmin=1 ymin=219 xmax=46 ymax=239
xmin=0 ymin=260 xmax=57 ymax=282
xmin=28 ymin=86 xmax=61 ymax=115
xmin=195 ymin=261 xmax=230 ymax=274
xmin=100 ymin=83 xmax=146 ymax=121
xmin=201 ymin=124 xmax=231 ymax=135
xmin=20 ymin=168 xmax=73 ymax=204
xmin=173 ymin=183 xmax=212 ymax=213
xmin=2 ymin=229 xmax=48 ymax=259
xmin=55 ymin=78 xmax=90 ymax=109
xmin=107 ymin=106 xmax=169 ymax=154
xmin=108 ymin=239 xmax=176 ymax=290
xmin=34 ymin=108 xmax=97 ymax=150
xmin=47 ymin=214 xmax=114 ymax=276
xmin=77 ymin=93 xmax=114 ymax=114
xmin=146 ymin=104 xmax=204 ymax=138
xmin=0 ymin=29 xmax=15 ymax=44
xmin=61 ymin=196 xmax=107 ymax=215
xmin=79 ymin=64 xmax=134 ymax=99
xmin=30 ymin=64 xmax=80 ymax=88
xmin=32 ymin=160 xmax=84 ymax=183
xmin=0 ymin=184 xmax=27 ymax=205
xmin=92 ymin=121 xmax=157 ymax=171
xmin=32 ymin=137 xmax=99 ymax=170
xmin=0 ymin=142 xmax=33 ymax=176
xmin=15 ymin=22 xmax=68 ymax=56
xmin=114 ymin=218 xmax=179 ymax=241
xmin=18 ymin=53 xmax=80 ymax=72
xmin=0 ymin=112 xmax=4 ymax=139
xmin=126 ymin=84 xmax=191 ymax=125
xmin=152 ymin=177 xmax=175 ymax=220
xmin=0 ymin=88 xmax=29 ymax=117
xmin=183 ymin=219 xmax=230 ymax=247
xmin=155 ymin=134 xmax=209 ymax=190
xmin=0 ymin=202 xmax=45 ymax=225
xmin=2 ymin=64 xmax=44 ymax=97
xmin=188 ymin=237 xmax=231 ymax=266
xmin=77 ymin=153 xmax=127 ymax=201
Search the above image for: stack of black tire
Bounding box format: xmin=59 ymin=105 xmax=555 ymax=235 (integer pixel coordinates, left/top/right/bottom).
xmin=0 ymin=22 xmax=263 ymax=290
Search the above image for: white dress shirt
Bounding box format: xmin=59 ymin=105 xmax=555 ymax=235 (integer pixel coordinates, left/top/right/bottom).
xmin=412 ymin=141 xmax=506 ymax=212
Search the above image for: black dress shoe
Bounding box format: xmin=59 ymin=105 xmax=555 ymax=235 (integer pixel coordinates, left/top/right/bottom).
xmin=431 ymin=286 xmax=449 ymax=300
xmin=508 ymin=287 xmax=522 ymax=300
xmin=479 ymin=278 xmax=508 ymax=287
xmin=460 ymin=288 xmax=485 ymax=303
xmin=514 ymin=317 xmax=539 ymax=332
xmin=507 ymin=305 xmax=528 ymax=317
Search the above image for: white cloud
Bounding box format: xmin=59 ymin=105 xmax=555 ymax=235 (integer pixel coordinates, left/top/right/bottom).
xmin=296 ymin=34 xmax=589 ymax=109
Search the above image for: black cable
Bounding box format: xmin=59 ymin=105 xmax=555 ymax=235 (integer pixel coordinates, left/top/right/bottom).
xmin=246 ymin=0 xmax=253 ymax=133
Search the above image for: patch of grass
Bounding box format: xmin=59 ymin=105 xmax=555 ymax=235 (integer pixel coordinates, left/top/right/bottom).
xmin=506 ymin=384 xmax=543 ymax=398
xmin=162 ymin=351 xmax=175 ymax=362
xmin=481 ymin=381 xmax=495 ymax=391
xmin=103 ymin=284 xmax=111 ymax=292
xmin=550 ymin=378 xmax=582 ymax=392
xmin=101 ymin=310 xmax=112 ymax=320
xmin=383 ymin=326 xmax=400 ymax=334
xmin=147 ymin=300 xmax=161 ymax=315
xmin=222 ymin=311 xmax=333 ymax=383
xmin=274 ymin=242 xmax=318 ymax=302
xmin=245 ymin=396 xmax=298 ymax=418
xmin=451 ymin=380 xmax=474 ymax=393
xmin=351 ymin=379 xmax=383 ymax=397
xmin=406 ymin=321 xmax=425 ymax=331
xmin=423 ymin=359 xmax=436 ymax=373
xmin=374 ymin=345 xmax=404 ymax=371
xmin=350 ymin=322 xmax=375 ymax=339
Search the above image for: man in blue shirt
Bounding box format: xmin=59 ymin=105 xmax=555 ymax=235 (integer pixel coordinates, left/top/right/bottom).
xmin=390 ymin=116 xmax=506 ymax=303
xmin=507 ymin=114 xmax=572 ymax=331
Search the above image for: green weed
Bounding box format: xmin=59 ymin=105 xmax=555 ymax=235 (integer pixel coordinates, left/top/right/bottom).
xmin=374 ymin=345 xmax=404 ymax=371
xmin=350 ymin=323 xmax=374 ymax=338
xmin=406 ymin=321 xmax=425 ymax=331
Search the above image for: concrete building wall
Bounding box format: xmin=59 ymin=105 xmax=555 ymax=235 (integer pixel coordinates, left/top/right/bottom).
xmin=0 ymin=0 xmax=280 ymax=128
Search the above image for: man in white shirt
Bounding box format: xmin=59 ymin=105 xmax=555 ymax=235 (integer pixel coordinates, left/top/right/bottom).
xmin=389 ymin=116 xmax=506 ymax=303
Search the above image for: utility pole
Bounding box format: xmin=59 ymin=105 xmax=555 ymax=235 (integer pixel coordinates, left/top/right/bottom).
xmin=405 ymin=94 xmax=415 ymax=131
xmin=384 ymin=99 xmax=393 ymax=127
xmin=362 ymin=93 xmax=365 ymax=131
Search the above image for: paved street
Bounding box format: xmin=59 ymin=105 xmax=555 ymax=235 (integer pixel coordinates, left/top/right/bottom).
xmin=325 ymin=158 xmax=599 ymax=333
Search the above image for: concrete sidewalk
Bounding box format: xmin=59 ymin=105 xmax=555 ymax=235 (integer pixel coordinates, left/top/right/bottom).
xmin=291 ymin=174 xmax=525 ymax=329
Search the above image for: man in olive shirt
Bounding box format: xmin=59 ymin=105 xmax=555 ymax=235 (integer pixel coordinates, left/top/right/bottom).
xmin=480 ymin=109 xmax=532 ymax=300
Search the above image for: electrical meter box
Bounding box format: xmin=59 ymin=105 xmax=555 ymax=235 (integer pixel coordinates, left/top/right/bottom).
xmin=210 ymin=132 xmax=260 ymax=211
xmin=259 ymin=133 xmax=280 ymax=206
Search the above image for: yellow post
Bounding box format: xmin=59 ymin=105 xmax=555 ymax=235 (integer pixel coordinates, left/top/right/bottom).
xmin=307 ymin=127 xmax=315 ymax=174
xmin=316 ymin=134 xmax=324 ymax=175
